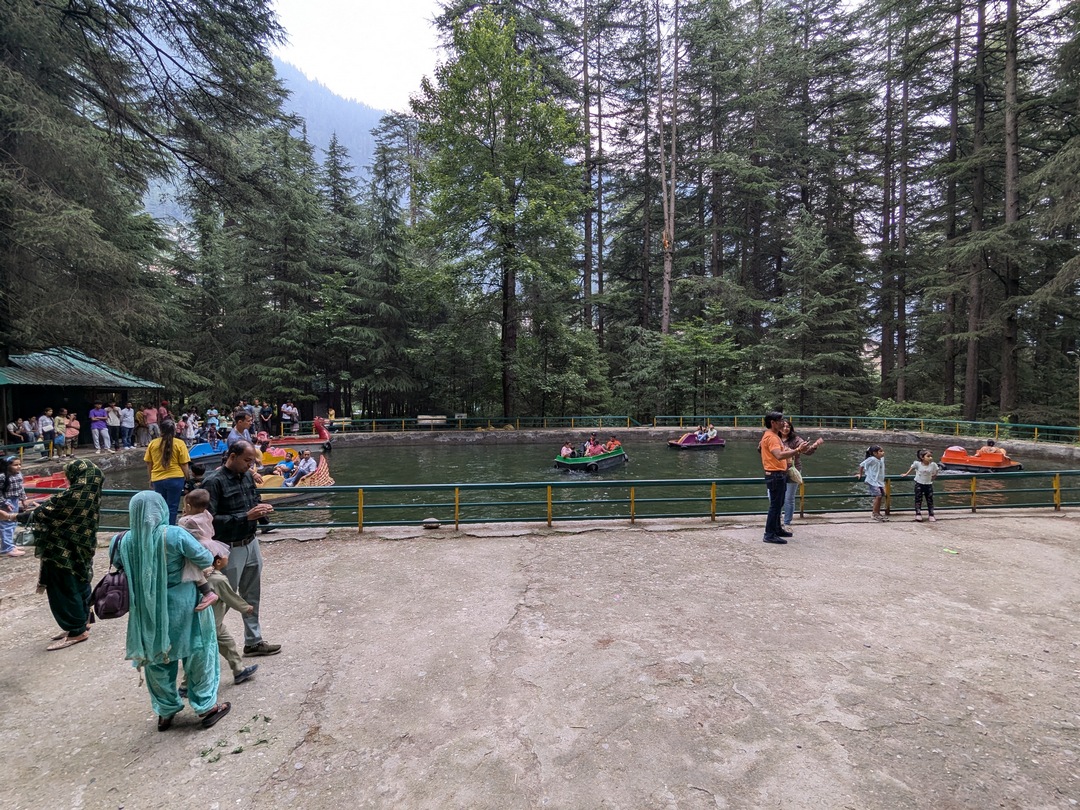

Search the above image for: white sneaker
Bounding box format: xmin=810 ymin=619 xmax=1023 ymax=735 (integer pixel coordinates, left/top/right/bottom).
xmin=914 ymin=515 xmax=923 ymax=522
xmin=929 ymin=516 xmax=937 ymax=522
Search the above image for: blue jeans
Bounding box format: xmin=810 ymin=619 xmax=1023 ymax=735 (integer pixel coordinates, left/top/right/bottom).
xmin=120 ymin=426 xmax=134 ymax=447
xmin=783 ymin=481 xmax=798 ymax=525
xmin=764 ymin=472 xmax=787 ymax=537
xmin=0 ymin=498 xmax=16 ymax=553
xmin=152 ymin=477 xmax=186 ymax=525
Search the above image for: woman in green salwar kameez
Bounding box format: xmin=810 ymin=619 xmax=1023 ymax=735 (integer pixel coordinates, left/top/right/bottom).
xmin=113 ymin=491 xmax=230 ymax=731
xmin=30 ymin=458 xmax=104 ymax=651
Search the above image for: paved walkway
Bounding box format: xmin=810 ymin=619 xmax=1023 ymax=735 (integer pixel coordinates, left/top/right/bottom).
xmin=0 ymin=511 xmax=1077 ymax=809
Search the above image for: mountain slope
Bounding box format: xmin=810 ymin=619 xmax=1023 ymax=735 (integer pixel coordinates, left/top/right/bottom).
xmin=145 ymin=59 xmax=386 ymax=222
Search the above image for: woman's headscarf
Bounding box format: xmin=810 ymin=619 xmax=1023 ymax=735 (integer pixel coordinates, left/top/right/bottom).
xmin=33 ymin=458 xmax=104 ymax=575
xmin=118 ymin=491 xmax=173 ymax=668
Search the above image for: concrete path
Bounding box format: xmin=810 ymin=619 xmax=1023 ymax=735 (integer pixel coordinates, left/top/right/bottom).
xmin=0 ymin=510 xmax=1077 ymax=809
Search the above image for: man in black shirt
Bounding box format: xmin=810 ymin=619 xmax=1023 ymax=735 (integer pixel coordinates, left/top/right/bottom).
xmin=202 ymin=440 xmax=280 ymax=656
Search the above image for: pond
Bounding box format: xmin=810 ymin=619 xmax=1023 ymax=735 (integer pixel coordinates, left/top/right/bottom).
xmin=99 ymin=437 xmax=1074 ymax=528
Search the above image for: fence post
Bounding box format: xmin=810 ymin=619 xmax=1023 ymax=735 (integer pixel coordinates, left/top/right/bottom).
xmin=630 ymin=486 xmax=636 ymax=524
xmin=970 ymin=476 xmax=978 ymax=512
xmin=546 ymin=486 xmax=552 ymax=527
xmin=1053 ymin=474 xmax=1061 ymax=511
xmin=454 ymin=487 xmax=460 ymax=530
xmin=798 ymin=482 xmax=805 ymax=518
xmin=884 ymin=479 xmax=891 ymax=516
xmin=1034 ymin=427 xmax=1039 ymax=442
xmin=710 ymin=482 xmax=716 ymax=522
xmin=357 ymin=489 xmax=364 ymax=533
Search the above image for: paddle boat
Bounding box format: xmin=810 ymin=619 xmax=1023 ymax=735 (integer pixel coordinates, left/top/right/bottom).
xmin=24 ymin=472 xmax=68 ymax=490
xmin=554 ymin=447 xmax=629 ymax=473
xmin=257 ymin=454 xmax=335 ymax=502
xmin=188 ymin=440 xmax=227 ymax=468
xmin=939 ymin=445 xmax=1023 ymax=473
xmin=667 ymin=431 xmax=726 ymax=449
xmin=267 ymin=417 xmax=333 ymax=451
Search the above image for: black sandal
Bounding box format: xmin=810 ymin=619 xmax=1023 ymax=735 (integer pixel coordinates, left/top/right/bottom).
xmin=199 ymin=702 xmax=231 ymax=728
xmin=158 ymin=713 xmax=177 ymax=732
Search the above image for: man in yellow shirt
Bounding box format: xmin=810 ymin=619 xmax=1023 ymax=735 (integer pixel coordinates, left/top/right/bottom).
xmin=759 ymin=411 xmax=808 ymax=545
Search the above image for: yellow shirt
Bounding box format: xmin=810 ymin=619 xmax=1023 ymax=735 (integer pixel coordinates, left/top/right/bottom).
xmin=144 ymin=438 xmax=191 ymax=482
xmin=759 ymin=430 xmax=787 ymax=472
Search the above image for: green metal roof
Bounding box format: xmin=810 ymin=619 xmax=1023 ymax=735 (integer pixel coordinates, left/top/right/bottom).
xmin=0 ymin=347 xmax=162 ymax=389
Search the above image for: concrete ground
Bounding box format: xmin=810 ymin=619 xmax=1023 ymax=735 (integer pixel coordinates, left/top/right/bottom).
xmin=0 ymin=510 xmax=1078 ymax=809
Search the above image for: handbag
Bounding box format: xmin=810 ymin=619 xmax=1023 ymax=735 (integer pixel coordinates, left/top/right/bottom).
xmin=787 ymin=464 xmax=804 ymax=485
xmin=14 ymin=512 xmax=36 ymax=546
xmin=90 ymin=534 xmax=129 ymax=620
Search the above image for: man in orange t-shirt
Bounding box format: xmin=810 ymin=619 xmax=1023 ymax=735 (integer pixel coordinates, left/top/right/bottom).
xmin=760 ymin=411 xmax=808 ymax=544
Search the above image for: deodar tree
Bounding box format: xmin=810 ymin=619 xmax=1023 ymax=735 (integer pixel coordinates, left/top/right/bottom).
xmin=412 ymin=9 xmax=585 ymax=417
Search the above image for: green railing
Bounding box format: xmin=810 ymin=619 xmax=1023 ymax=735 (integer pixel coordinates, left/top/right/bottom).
xmin=57 ymin=469 xmax=1079 ymax=534
xmin=311 ymin=416 xmax=642 ymax=435
xmin=653 ymin=415 xmax=1080 ymax=445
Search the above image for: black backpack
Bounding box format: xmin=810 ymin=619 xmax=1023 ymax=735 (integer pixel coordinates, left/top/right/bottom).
xmin=90 ymin=534 xmax=129 ymax=620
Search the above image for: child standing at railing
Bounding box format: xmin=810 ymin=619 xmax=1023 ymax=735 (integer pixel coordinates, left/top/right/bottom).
xmin=855 ymin=445 xmax=887 ymax=521
xmin=902 ymin=449 xmax=939 ymax=522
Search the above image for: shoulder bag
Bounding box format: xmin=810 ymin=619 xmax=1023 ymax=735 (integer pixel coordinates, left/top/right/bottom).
xmin=90 ymin=534 xmax=129 ymax=620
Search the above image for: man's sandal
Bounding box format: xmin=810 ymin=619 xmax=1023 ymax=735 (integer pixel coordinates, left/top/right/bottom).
xmin=158 ymin=713 xmax=178 ymax=732
xmin=200 ymin=702 xmax=231 ymax=728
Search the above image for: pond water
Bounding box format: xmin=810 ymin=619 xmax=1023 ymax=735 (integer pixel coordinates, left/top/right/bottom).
xmin=99 ymin=438 xmax=1072 ymax=528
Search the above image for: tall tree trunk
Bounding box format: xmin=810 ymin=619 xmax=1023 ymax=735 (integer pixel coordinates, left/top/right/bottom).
xmin=879 ymin=33 xmax=895 ymax=397
xmin=1000 ymin=0 xmax=1020 ymax=418
xmin=943 ymin=5 xmax=961 ymax=406
xmin=896 ymin=32 xmax=910 ymax=402
xmin=655 ymin=0 xmax=679 ymax=335
xmin=501 ymin=229 xmax=517 ymax=418
xmin=595 ymin=26 xmax=606 ymax=348
xmin=964 ymin=0 xmax=987 ymax=421
xmin=582 ymin=0 xmax=594 ymax=329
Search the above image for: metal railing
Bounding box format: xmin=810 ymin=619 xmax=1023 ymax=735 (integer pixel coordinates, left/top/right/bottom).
xmin=55 ymin=469 xmax=1078 ymax=534
xmin=310 ymin=416 xmax=642 ymax=435
xmin=653 ymin=415 xmax=1080 ymax=445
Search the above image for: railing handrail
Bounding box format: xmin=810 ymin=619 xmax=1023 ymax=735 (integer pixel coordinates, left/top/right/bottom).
xmin=64 ymin=467 xmax=1080 ymax=533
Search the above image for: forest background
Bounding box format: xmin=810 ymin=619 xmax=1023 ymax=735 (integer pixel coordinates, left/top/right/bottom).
xmin=2 ymin=0 xmax=1078 ymax=425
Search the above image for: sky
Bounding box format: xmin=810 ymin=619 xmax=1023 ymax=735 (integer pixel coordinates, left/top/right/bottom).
xmin=271 ymin=0 xmax=444 ymax=112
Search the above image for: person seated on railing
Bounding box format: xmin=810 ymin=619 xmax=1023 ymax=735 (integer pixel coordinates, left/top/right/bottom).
xmin=605 ymin=435 xmax=622 ymax=452
xmin=975 ymin=439 xmax=1006 ymax=456
xmin=559 ymin=441 xmax=575 ymax=459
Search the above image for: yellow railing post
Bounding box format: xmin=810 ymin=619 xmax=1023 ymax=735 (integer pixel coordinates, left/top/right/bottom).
xmin=850 ymin=417 xmax=854 ymax=429
xmin=1034 ymin=427 xmax=1039 ymax=442
xmin=798 ymin=482 xmax=804 ymax=517
xmin=734 ymin=416 xmax=739 ymax=427
xmin=357 ymin=489 xmax=364 ymax=533
xmin=1053 ymin=474 xmax=1061 ymax=510
xmin=710 ymin=482 xmax=717 ymax=522
xmin=571 ymin=417 xmax=575 ymax=428
xmin=970 ymin=476 xmax=978 ymax=512
xmin=546 ymin=485 xmax=552 ymax=527
xmin=920 ymin=420 xmax=925 ymax=432
xmin=995 ymin=423 xmax=1000 ymax=438
xmin=630 ymin=486 xmax=635 ymax=524
xmin=884 ymin=479 xmax=891 ymax=516
xmin=454 ymin=487 xmax=460 ymax=530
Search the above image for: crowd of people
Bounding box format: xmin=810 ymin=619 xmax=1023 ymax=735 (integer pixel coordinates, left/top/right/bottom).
xmin=3 ymin=398 xmax=316 ymax=463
